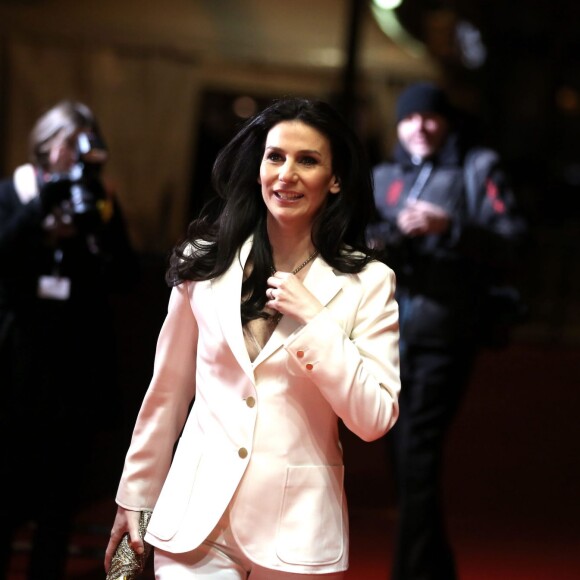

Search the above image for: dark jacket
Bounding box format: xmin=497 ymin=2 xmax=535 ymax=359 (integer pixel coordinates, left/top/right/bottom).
xmin=368 ymin=134 xmax=527 ymax=346
xmin=0 ymin=167 xmax=137 ymax=423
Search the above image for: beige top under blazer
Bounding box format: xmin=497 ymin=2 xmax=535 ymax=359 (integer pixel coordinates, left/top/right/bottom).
xmin=116 ymin=237 xmax=400 ymax=574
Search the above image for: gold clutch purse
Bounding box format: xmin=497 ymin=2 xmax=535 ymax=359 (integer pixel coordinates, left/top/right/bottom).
xmin=106 ymin=510 xmax=153 ymax=580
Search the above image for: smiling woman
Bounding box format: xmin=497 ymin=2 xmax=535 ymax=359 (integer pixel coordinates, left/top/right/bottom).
xmin=259 ymin=120 xmax=341 ymax=258
xmin=105 ymin=97 xmax=401 ymax=580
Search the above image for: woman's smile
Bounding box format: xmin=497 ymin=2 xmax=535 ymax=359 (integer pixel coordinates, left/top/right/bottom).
xmin=260 ymin=120 xmax=340 ymax=229
xmin=273 ymin=189 xmax=304 ymax=201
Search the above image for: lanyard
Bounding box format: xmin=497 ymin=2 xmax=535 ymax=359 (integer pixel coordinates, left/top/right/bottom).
xmin=406 ymin=162 xmax=433 ymax=203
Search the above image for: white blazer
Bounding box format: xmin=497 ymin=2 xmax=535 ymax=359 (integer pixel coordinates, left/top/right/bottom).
xmin=115 ymin=237 xmax=400 ymax=574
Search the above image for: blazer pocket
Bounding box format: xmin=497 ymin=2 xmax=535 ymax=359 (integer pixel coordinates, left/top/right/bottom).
xmin=276 ymin=464 xmax=344 ymax=565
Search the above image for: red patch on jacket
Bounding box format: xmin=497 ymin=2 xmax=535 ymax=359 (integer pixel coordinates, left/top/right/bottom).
xmin=386 ymin=179 xmax=404 ymax=206
xmin=486 ymin=178 xmax=505 ymax=213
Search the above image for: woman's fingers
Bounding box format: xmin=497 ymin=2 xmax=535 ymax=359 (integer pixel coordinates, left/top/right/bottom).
xmin=104 ymin=508 xmax=144 ymax=572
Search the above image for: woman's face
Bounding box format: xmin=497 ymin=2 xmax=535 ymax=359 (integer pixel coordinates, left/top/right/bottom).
xmin=47 ymin=129 xmax=80 ymax=173
xmin=259 ymin=120 xmax=340 ymax=230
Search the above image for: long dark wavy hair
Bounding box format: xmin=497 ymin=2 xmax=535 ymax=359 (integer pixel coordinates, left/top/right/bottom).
xmin=166 ymin=97 xmax=375 ymax=324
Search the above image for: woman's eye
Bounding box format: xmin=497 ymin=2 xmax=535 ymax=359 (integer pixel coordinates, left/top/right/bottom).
xmin=267 ymin=152 xmax=283 ymax=162
xmin=300 ymin=156 xmax=318 ymax=166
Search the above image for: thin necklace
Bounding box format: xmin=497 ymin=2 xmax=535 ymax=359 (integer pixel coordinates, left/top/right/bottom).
xmin=271 ymin=249 xmax=319 ymax=275
xmin=269 ymin=249 xmax=319 ymax=326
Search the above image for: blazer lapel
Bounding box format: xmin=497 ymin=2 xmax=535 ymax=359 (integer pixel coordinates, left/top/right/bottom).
xmin=252 ymin=256 xmax=344 ymax=368
xmin=211 ymin=237 xmax=255 ymax=383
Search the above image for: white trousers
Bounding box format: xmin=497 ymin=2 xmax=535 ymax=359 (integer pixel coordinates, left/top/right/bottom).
xmin=154 ymin=547 xmax=345 ymax=579
xmin=154 ymin=507 xmax=345 ymax=580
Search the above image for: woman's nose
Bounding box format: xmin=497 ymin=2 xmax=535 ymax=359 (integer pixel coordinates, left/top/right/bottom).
xmin=279 ymin=160 xmax=297 ymax=182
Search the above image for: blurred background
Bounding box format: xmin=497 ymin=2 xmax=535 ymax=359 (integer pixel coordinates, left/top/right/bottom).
xmin=0 ymin=0 xmax=578 ymax=578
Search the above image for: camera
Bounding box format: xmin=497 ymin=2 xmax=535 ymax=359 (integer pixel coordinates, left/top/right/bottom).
xmin=43 ymin=131 xmax=109 ymax=232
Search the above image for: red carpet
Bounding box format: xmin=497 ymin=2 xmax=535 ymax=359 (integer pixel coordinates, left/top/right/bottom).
xmin=7 ymin=343 xmax=580 ymax=579
xmin=347 ymin=508 xmax=580 ymax=579
xmin=8 ymin=503 xmax=580 ymax=579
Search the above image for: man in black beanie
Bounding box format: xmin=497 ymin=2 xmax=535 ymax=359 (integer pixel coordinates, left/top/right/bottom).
xmin=368 ymin=82 xmax=527 ymax=580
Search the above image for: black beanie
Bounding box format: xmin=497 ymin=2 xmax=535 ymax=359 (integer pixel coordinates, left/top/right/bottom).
xmin=396 ymin=82 xmax=452 ymax=123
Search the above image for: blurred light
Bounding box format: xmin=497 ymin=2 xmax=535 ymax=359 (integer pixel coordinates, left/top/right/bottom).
xmin=373 ymin=0 xmax=403 ymax=9
xmin=455 ymin=20 xmax=487 ymax=69
xmin=555 ymin=86 xmax=580 ymax=114
xmin=371 ymin=1 xmax=426 ymax=57
xmin=307 ymin=48 xmax=342 ymax=68
xmin=232 ymin=96 xmax=258 ymax=119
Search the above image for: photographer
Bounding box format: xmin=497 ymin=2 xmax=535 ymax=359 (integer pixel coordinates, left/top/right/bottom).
xmin=0 ymin=100 xmax=137 ymax=579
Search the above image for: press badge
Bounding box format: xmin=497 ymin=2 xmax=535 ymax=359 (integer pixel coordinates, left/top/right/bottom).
xmin=37 ymin=275 xmax=71 ymax=300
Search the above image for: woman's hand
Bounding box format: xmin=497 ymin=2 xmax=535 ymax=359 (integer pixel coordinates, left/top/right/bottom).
xmin=104 ymin=507 xmax=143 ymax=573
xmin=267 ymin=271 xmax=323 ymax=325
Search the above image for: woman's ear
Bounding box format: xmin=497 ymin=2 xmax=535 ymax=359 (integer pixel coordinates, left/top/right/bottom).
xmin=329 ymin=176 xmax=340 ymax=194
xmin=257 ymin=176 xmax=262 ymax=184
